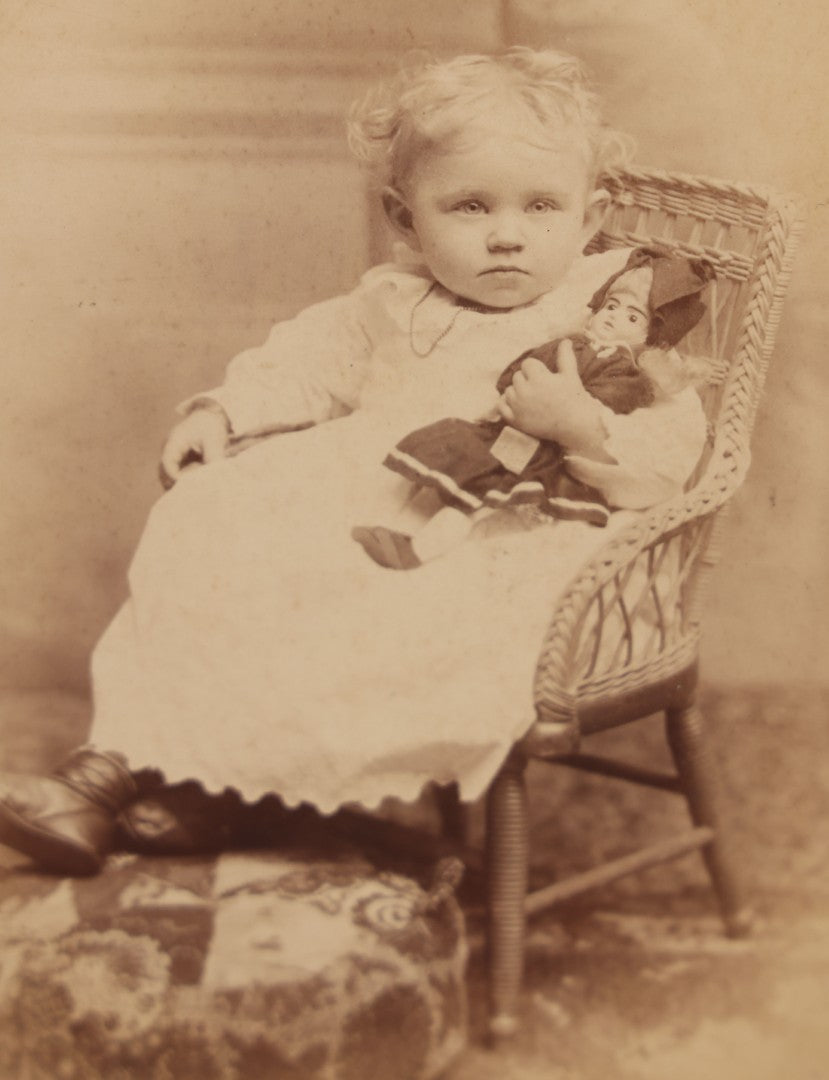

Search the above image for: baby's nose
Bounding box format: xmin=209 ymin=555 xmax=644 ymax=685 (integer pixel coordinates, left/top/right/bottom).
xmin=486 ymin=213 xmax=525 ymax=251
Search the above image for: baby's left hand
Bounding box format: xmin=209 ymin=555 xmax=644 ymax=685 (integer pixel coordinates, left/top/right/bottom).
xmin=498 ymin=341 xmax=613 ymax=461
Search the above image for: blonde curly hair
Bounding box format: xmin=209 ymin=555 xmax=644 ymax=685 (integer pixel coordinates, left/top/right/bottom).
xmin=347 ymin=47 xmax=633 ymax=193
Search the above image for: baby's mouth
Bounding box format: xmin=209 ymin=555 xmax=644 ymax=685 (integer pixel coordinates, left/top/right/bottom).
xmin=479 ymin=266 xmax=529 ymax=276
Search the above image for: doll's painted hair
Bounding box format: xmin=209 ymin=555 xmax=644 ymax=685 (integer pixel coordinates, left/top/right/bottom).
xmin=347 ymin=47 xmax=633 ymax=193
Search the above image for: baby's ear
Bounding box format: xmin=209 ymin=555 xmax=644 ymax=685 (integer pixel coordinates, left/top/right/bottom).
xmin=382 ymin=187 xmax=420 ymax=249
xmin=580 ymin=187 xmax=611 ymax=243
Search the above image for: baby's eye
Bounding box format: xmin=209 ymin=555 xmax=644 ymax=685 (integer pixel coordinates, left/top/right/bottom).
xmin=455 ymin=200 xmax=486 ymax=214
xmin=526 ymin=199 xmax=558 ymax=213
xmin=605 ymin=299 xmax=619 ymax=311
xmin=628 ymin=313 xmax=641 ymax=323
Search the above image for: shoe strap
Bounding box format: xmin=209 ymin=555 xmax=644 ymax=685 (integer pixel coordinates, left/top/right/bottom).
xmin=54 ymin=749 xmax=138 ymax=814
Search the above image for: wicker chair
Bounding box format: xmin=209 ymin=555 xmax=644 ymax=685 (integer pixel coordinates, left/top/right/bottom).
xmin=481 ymin=167 xmax=804 ymax=1040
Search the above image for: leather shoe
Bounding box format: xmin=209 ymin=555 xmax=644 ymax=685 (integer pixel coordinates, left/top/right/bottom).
xmin=0 ymin=749 xmax=137 ymax=875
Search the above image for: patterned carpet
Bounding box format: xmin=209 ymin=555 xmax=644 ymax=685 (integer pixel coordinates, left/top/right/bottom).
xmin=1 ymin=684 xmax=828 ymax=1079
xmin=0 ymin=847 xmax=467 ymax=1080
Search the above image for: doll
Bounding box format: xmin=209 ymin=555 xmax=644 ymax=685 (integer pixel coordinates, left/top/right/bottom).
xmin=353 ymin=248 xmax=714 ymax=569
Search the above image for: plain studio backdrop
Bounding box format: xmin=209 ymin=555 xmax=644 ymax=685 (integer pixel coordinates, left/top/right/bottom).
xmin=0 ymin=0 xmax=826 ymax=697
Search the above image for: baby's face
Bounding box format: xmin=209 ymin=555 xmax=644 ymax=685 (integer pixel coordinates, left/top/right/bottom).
xmin=392 ymin=116 xmax=606 ymax=309
xmin=587 ymin=292 xmax=649 ymax=348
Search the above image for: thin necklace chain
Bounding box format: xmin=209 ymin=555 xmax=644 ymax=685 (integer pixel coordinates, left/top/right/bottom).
xmin=408 ymin=283 xmax=463 ymax=358
xmin=408 ymin=282 xmax=506 ymax=358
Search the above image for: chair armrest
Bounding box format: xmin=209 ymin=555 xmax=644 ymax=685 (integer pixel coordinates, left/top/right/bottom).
xmin=531 ymin=439 xmax=750 ymax=727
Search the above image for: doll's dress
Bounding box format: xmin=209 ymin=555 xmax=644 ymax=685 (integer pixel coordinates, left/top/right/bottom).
xmin=384 ymin=333 xmax=655 ymax=525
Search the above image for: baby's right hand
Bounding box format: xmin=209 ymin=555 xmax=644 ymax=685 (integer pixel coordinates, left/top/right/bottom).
xmin=159 ymin=405 xmax=230 ymax=489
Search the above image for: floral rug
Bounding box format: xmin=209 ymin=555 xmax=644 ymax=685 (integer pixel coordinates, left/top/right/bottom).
xmin=0 ymin=847 xmax=467 ymax=1080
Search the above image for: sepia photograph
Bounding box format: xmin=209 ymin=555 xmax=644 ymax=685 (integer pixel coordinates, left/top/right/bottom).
xmin=1 ymin=2 xmax=826 ymax=1078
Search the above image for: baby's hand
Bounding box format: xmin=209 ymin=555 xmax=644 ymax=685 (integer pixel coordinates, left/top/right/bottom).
xmin=498 ymin=341 xmax=612 ymax=460
xmin=159 ymin=405 xmax=230 ymax=489
xmin=498 ymin=355 xmax=563 ymax=438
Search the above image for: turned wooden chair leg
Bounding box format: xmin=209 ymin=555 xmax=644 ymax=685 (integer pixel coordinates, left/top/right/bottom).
xmin=485 ymin=750 xmax=529 ymax=1042
xmin=665 ymin=702 xmax=752 ymax=936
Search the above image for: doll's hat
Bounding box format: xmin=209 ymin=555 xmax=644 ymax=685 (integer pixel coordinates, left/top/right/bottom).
xmin=589 ymin=246 xmax=715 ymax=348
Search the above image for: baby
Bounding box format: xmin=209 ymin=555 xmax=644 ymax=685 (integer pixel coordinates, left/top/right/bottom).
xmin=353 ymin=247 xmax=713 ymax=569
xmin=0 ymin=49 xmax=709 ymax=877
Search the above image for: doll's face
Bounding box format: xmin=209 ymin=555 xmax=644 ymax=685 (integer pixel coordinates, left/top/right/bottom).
xmin=587 ymin=266 xmax=653 ymax=347
xmin=587 ymin=293 xmax=649 ymax=347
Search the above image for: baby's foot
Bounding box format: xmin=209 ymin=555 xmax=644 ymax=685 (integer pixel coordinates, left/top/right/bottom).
xmin=352 ymin=526 xmax=421 ymax=570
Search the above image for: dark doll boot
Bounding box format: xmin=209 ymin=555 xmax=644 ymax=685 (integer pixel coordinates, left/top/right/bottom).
xmin=0 ymin=748 xmax=138 ymax=875
xmin=116 ymin=783 xmax=241 ymax=856
xmin=117 ymin=785 xmax=292 ymax=856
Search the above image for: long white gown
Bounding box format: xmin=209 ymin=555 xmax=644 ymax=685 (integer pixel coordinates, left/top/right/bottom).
xmin=89 ymin=249 xmax=706 ymax=812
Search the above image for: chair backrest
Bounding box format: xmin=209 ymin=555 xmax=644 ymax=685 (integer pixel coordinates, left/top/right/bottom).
xmin=533 ymin=168 xmax=803 ymax=724
xmin=587 ymin=167 xmax=804 ymax=490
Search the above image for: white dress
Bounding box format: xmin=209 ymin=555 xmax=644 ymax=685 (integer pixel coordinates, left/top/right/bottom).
xmin=89 ymin=249 xmax=707 ymax=813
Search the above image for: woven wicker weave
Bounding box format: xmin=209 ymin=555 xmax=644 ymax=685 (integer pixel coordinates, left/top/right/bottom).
xmin=530 ymin=167 xmax=804 ymax=732
xmin=483 ymin=167 xmax=804 ymax=1041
